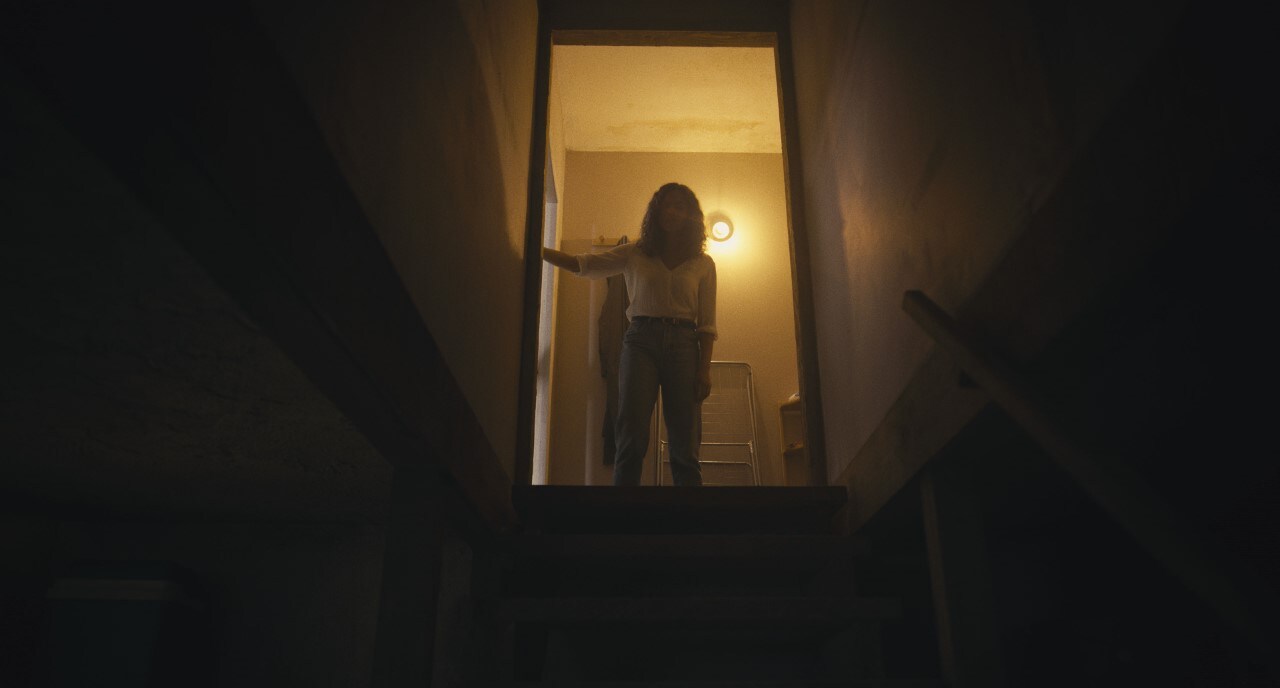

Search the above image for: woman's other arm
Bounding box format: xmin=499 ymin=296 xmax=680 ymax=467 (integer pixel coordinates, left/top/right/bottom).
xmin=541 ymin=247 xmax=580 ymax=272
xmin=696 ymin=259 xmax=718 ymax=401
xmin=696 ymin=333 xmax=714 ymax=401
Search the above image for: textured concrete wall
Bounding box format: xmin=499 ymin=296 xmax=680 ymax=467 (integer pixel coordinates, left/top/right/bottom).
xmin=252 ymin=0 xmax=540 ymax=472
xmin=549 ymin=151 xmax=798 ymax=485
xmin=788 ymin=0 xmax=1186 ymax=481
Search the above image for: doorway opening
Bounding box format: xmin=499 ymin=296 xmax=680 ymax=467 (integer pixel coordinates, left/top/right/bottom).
xmin=529 ymin=33 xmax=817 ymax=487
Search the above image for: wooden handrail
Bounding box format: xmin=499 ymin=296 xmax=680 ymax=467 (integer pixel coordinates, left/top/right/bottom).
xmin=903 ymin=289 xmax=1280 ymax=676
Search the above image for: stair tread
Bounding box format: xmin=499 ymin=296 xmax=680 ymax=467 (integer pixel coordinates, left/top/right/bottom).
xmin=513 ymin=486 xmax=848 ymax=535
xmin=490 ymin=595 xmax=901 ymax=623
xmin=508 ymin=533 xmax=863 ymax=561
xmin=481 ymin=675 xmax=942 ymax=680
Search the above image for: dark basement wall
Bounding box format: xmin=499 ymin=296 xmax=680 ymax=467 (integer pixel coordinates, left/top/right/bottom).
xmin=0 ymin=62 xmax=391 ymax=522
xmin=1 ymin=516 xmax=384 ymax=688
xmin=250 ymin=0 xmax=540 ymax=472
xmin=786 ymin=0 xmax=1279 ymax=680
xmin=4 ymin=0 xmax=542 ymax=679
xmin=3 ymin=29 xmax=393 ymax=688
xmin=787 ymin=0 xmax=1187 ymax=482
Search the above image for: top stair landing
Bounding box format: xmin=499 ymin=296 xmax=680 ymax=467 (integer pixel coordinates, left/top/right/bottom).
xmin=513 ymin=485 xmax=848 ymax=535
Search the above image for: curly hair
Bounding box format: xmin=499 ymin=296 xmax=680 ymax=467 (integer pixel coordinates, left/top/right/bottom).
xmin=635 ymin=183 xmax=707 ymax=258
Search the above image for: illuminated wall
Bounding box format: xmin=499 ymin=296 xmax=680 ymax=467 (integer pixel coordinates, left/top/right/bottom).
xmin=548 ymin=151 xmax=799 ymax=485
xmin=788 ymin=0 xmax=1183 ymax=483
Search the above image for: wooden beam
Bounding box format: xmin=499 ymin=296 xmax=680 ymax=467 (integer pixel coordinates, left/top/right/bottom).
xmin=515 ymin=13 xmax=555 ymax=486
xmin=551 ymin=29 xmax=775 ymax=47
xmin=775 ymin=16 xmax=830 ymax=486
xmin=541 ymin=0 xmax=788 ymax=35
xmin=835 ymin=351 xmax=990 ymax=534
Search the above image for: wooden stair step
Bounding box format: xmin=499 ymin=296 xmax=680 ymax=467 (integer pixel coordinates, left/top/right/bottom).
xmin=513 ymin=486 xmax=848 ymax=535
xmin=489 ymin=595 xmax=900 ymax=625
xmin=481 ymin=675 xmax=942 ymax=680
xmin=507 ymin=533 xmax=863 ymax=566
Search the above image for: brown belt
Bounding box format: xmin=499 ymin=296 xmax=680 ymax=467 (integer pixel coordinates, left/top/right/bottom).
xmin=632 ymin=316 xmax=696 ymax=328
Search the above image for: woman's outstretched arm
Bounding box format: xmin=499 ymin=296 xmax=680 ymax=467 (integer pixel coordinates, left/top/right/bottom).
xmin=541 ymin=247 xmax=580 ymax=272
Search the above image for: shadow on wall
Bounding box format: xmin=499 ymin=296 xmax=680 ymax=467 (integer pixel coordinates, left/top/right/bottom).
xmin=802 ymin=153 xmax=854 ymax=486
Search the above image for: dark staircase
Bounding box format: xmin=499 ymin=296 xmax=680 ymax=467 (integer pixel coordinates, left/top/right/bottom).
xmin=474 ymin=486 xmax=941 ymax=687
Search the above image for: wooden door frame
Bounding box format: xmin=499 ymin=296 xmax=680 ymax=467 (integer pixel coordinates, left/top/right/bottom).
xmin=514 ymin=13 xmax=828 ymax=487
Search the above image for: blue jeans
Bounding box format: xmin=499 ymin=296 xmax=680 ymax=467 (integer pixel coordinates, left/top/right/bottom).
xmin=614 ymin=319 xmax=703 ymax=486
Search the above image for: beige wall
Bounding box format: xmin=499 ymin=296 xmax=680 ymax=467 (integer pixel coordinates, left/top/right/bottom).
xmin=548 ymin=151 xmax=799 ymax=485
xmin=546 ymin=237 xmax=610 ymax=486
xmin=250 ymin=0 xmax=539 ymax=472
xmin=789 ymin=0 xmax=1185 ymax=482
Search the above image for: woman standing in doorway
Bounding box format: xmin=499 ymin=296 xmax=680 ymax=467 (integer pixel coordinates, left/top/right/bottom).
xmin=542 ymin=183 xmax=717 ymax=486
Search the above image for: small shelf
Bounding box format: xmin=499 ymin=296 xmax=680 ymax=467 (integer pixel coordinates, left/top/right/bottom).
xmin=779 ymin=397 xmax=808 ymax=485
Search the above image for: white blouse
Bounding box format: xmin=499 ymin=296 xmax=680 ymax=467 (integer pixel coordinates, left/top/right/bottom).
xmin=576 ymin=243 xmax=717 ymax=340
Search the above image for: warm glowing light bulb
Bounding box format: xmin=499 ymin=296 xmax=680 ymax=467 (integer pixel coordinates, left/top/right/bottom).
xmin=711 ymin=220 xmax=733 ymax=242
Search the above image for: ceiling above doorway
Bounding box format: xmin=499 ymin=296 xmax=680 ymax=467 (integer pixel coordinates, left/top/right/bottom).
xmin=551 ymin=45 xmax=782 ymax=154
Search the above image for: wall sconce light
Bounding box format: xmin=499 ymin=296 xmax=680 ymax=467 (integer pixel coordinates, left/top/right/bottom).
xmin=707 ymin=212 xmax=734 ymax=242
